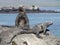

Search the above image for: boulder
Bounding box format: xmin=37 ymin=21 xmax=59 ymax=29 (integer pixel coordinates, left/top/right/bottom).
xmin=0 ymin=23 xmax=60 ymax=45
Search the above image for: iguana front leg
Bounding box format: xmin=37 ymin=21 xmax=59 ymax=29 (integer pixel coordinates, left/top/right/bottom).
xmin=43 ymin=26 xmax=47 ymax=35
xmin=35 ymin=32 xmax=42 ymax=38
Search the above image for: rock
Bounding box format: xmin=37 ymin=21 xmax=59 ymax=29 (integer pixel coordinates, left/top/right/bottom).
xmin=0 ymin=27 xmax=23 ymax=43
xmin=0 ymin=25 xmax=60 ymax=45
xmin=8 ymin=32 xmax=59 ymax=45
xmin=56 ymin=38 xmax=60 ymax=45
xmin=0 ymin=26 xmax=11 ymax=33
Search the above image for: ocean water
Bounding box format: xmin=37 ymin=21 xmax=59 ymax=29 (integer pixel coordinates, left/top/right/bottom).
xmin=0 ymin=13 xmax=60 ymax=38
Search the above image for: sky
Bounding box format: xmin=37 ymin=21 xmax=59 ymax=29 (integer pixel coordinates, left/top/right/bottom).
xmin=0 ymin=0 xmax=60 ymax=7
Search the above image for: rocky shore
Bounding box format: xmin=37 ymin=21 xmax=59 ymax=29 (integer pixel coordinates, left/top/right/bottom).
xmin=0 ymin=23 xmax=60 ymax=45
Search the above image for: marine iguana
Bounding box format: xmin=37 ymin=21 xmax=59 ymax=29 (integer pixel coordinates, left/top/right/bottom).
xmin=7 ymin=21 xmax=53 ymax=44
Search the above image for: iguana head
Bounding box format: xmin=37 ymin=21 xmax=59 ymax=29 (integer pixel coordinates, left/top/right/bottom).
xmin=45 ymin=21 xmax=53 ymax=27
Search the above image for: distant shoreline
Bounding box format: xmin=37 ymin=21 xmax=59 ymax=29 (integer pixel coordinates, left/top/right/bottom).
xmin=0 ymin=12 xmax=60 ymax=14
xmin=0 ymin=9 xmax=60 ymax=14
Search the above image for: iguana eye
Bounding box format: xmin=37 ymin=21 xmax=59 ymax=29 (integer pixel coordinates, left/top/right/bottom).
xmin=12 ymin=41 xmax=17 ymax=45
xmin=41 ymin=25 xmax=43 ymax=29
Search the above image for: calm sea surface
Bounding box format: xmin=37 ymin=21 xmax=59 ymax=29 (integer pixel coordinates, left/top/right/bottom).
xmin=0 ymin=13 xmax=60 ymax=38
